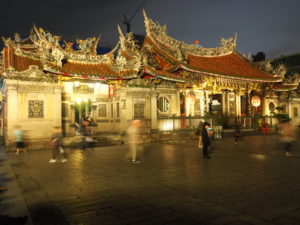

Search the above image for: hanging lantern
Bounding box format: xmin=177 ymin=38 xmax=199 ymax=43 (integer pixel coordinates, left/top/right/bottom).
xmin=251 ymin=96 xmax=261 ymax=107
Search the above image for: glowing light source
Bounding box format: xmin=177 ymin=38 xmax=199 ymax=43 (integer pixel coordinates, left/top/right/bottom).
xmin=161 ymin=121 xmax=173 ymax=131
xmin=95 ymin=83 xmax=101 ymax=89
xmin=76 ymin=98 xmax=82 ymax=104
xmin=251 ymin=96 xmax=261 ymax=107
xmin=74 ymin=81 xmax=80 ymax=87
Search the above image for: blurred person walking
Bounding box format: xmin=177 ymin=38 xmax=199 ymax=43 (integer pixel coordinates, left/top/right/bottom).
xmin=127 ymin=120 xmax=142 ymax=163
xmin=278 ymin=119 xmax=295 ymax=156
xmin=49 ymin=127 xmax=67 ymax=163
xmin=234 ymin=122 xmax=242 ymax=144
xmin=202 ymin=122 xmax=211 ymax=159
xmin=13 ymin=125 xmax=27 ymax=154
xmin=196 ymin=121 xmax=203 ymax=149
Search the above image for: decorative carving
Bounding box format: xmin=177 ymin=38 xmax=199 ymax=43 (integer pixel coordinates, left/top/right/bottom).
xmin=73 ymin=84 xmax=94 ymax=94
xmin=18 ymin=85 xmax=54 ymax=93
xmin=2 ymin=65 xmax=56 ymax=83
xmin=28 ymin=100 xmax=44 ymax=118
xmin=116 ymin=26 xmax=142 ymax=72
xmin=143 ymin=10 xmax=236 ymax=57
xmin=127 ymin=78 xmax=151 ymax=88
xmin=134 ymin=103 xmax=145 ymax=118
xmin=260 ymin=60 xmax=286 ymax=78
xmin=96 ymin=97 xmax=109 ymax=102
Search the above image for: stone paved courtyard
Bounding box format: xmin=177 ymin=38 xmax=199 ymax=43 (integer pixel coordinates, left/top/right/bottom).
xmin=4 ymin=135 xmax=300 ymax=225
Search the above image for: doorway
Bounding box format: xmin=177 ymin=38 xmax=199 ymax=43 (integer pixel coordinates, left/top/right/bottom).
xmin=75 ymin=98 xmax=92 ymax=125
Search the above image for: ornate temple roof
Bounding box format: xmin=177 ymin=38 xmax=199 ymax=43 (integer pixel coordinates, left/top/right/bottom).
xmin=1 ymin=26 xmax=139 ymax=80
xmin=1 ymin=12 xmax=298 ymax=88
xmin=142 ymin=11 xmax=284 ymax=83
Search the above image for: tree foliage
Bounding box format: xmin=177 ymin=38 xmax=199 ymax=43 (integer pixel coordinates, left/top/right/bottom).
xmin=252 ymin=51 xmax=266 ymax=62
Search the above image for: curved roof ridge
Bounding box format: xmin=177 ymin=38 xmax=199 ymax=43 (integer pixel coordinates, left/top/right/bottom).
xmin=143 ymin=10 xmax=236 ymax=57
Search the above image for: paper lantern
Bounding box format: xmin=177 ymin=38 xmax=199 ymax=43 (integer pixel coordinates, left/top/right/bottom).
xmin=251 ymin=96 xmax=261 ymax=107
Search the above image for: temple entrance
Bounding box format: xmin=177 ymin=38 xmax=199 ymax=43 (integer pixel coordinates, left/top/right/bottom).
xmin=75 ymin=98 xmax=92 ymax=126
xmin=208 ymin=94 xmax=222 ymax=115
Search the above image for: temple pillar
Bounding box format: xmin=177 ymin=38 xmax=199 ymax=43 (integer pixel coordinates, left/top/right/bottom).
xmin=205 ymin=91 xmax=210 ymax=114
xmin=235 ymin=92 xmax=241 ymax=117
xmin=150 ymin=93 xmax=158 ymax=131
xmin=246 ymin=85 xmax=250 ymax=116
xmin=119 ymin=89 xmax=128 ymax=132
xmin=176 ymin=91 xmax=180 ymax=116
xmin=222 ymin=92 xmax=226 ymax=114
xmin=5 ymin=84 xmax=18 ymax=146
xmin=288 ymin=95 xmax=293 ymax=118
xmin=200 ymin=90 xmax=205 ymax=116
xmin=226 ymin=91 xmax=230 ymax=115
xmin=262 ymin=96 xmax=267 ymax=116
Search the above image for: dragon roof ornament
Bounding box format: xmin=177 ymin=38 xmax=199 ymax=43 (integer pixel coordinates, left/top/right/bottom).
xmin=2 ymin=65 xmax=55 ymax=82
xmin=143 ymin=10 xmax=237 ymax=57
xmin=259 ymin=60 xmax=286 ymax=78
xmin=30 ymin=25 xmax=117 ymax=65
xmin=282 ymin=73 xmax=300 ymax=86
xmin=115 ymin=25 xmax=142 ymax=72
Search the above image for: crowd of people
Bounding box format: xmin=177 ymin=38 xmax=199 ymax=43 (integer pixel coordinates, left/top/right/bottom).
xmin=11 ymin=117 xmax=300 ymax=163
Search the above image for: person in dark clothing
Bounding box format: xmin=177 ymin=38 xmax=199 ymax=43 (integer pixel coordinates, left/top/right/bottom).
xmin=234 ymin=123 xmax=242 ymax=144
xmin=202 ymin=122 xmax=211 ymax=159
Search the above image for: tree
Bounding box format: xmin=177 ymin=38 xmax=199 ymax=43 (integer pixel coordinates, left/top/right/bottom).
xmin=252 ymin=51 xmax=266 ymax=62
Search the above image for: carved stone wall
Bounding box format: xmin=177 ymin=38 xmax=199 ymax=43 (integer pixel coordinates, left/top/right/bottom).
xmin=4 ymin=79 xmax=62 ymax=149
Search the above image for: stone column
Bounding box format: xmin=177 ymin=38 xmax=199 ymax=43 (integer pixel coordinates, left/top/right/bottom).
xmin=150 ymin=93 xmax=158 ymax=132
xmin=205 ymin=91 xmax=210 ymax=114
xmin=235 ymin=92 xmax=241 ymax=117
xmin=262 ymin=96 xmax=268 ymax=116
xmin=246 ymin=85 xmax=250 ymax=116
xmin=225 ymin=91 xmax=230 ymax=116
xmin=288 ymin=97 xmax=293 ymax=119
xmin=119 ymin=88 xmax=128 ymax=133
xmin=222 ymin=92 xmax=226 ymax=114
xmin=5 ymin=83 xmax=18 ymax=146
xmin=177 ymin=91 xmax=181 ymax=116
xmin=200 ymin=90 xmax=205 ymax=116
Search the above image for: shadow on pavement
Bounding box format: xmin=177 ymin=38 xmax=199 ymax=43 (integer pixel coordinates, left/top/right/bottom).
xmin=29 ymin=203 xmax=69 ymax=225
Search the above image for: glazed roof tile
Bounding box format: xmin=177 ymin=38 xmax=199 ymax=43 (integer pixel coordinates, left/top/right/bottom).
xmin=48 ymin=61 xmax=137 ymax=79
xmin=144 ymin=66 xmax=186 ymax=82
xmin=13 ymin=54 xmax=42 ymax=71
xmin=186 ymin=53 xmax=280 ymax=81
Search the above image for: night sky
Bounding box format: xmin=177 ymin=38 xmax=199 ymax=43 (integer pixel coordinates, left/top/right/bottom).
xmin=1 ymin=0 xmax=300 ymax=58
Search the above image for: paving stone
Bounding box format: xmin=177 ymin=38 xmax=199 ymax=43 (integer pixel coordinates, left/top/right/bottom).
xmin=272 ymin=216 xmax=298 ymax=225
xmin=6 ymin=135 xmax=300 ymax=225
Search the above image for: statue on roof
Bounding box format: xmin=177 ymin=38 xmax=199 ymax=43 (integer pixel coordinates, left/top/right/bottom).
xmin=14 ymin=33 xmax=21 ymax=43
xmin=260 ymin=60 xmax=286 ymax=78
xmin=125 ymin=32 xmax=138 ymax=50
xmin=220 ymin=33 xmax=237 ymax=50
xmin=76 ymin=37 xmax=97 ymax=54
xmin=64 ymin=41 xmax=74 ymax=51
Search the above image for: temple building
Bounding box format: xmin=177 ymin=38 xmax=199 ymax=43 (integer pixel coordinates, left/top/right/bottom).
xmin=1 ymin=11 xmax=299 ymax=149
